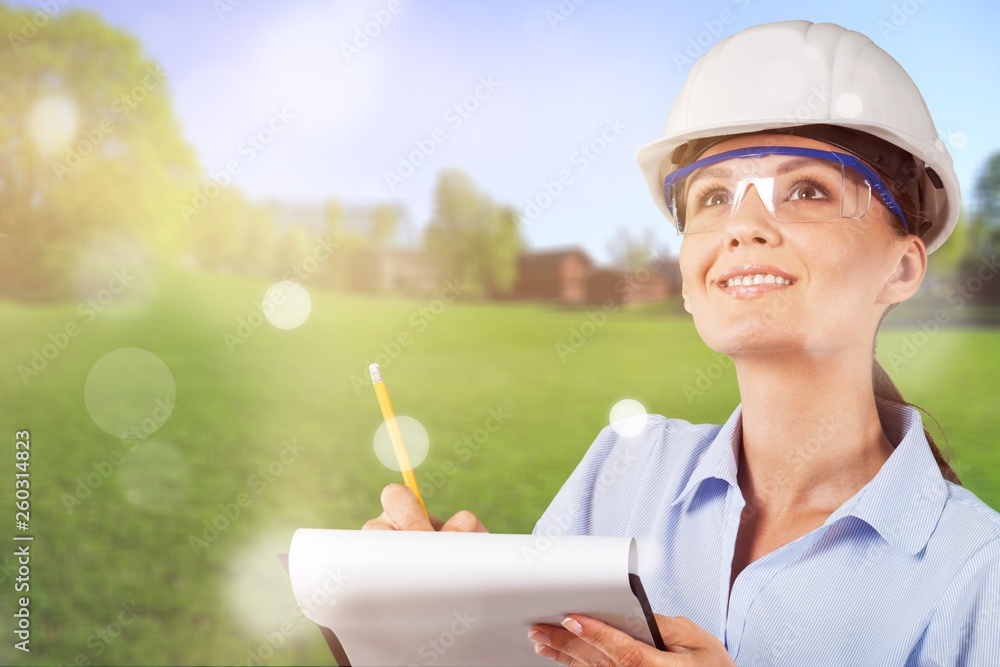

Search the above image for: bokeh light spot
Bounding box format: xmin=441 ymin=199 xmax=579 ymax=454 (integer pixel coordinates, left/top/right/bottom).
xmin=26 ymin=94 xmax=79 ymax=156
xmin=949 ymin=130 xmax=968 ymax=150
xmin=835 ymin=92 xmax=863 ymax=119
xmin=225 ymin=528 xmax=307 ymax=638
xmin=117 ymin=441 xmax=189 ymax=513
xmin=263 ymin=281 xmax=311 ymax=330
xmin=373 ymin=416 xmax=429 ymax=471
xmin=84 ymin=348 xmax=176 ymax=439
xmin=610 ymin=399 xmax=648 ymax=437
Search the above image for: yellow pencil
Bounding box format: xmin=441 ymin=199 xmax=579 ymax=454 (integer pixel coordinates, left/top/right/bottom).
xmin=368 ymin=363 xmax=429 ymax=519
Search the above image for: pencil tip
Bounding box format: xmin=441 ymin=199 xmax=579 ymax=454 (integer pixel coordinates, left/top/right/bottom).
xmin=369 ymin=363 xmax=382 ymax=384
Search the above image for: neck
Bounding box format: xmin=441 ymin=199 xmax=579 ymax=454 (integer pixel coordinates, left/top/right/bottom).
xmin=733 ymin=350 xmax=896 ymax=518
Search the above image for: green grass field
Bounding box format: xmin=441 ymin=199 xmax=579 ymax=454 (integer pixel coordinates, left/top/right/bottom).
xmin=1 ymin=270 xmax=998 ymax=665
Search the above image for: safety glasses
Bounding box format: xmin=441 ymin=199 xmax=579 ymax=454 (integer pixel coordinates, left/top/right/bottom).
xmin=662 ymin=146 xmax=909 ymax=235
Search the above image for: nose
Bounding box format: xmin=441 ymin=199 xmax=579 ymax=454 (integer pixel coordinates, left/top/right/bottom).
xmin=724 ymin=180 xmax=780 ymax=248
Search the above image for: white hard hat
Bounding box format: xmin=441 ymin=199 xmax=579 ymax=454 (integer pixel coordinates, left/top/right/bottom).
xmin=635 ymin=20 xmax=960 ymax=253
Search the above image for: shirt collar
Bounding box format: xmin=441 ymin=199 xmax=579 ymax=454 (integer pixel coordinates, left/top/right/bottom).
xmin=668 ymin=400 xmax=948 ymax=556
xmin=669 ymin=404 xmax=744 ymax=509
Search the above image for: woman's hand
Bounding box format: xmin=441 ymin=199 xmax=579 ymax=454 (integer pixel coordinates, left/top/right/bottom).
xmin=361 ymin=483 xmax=489 ymax=532
xmin=528 ymin=613 xmax=735 ymax=666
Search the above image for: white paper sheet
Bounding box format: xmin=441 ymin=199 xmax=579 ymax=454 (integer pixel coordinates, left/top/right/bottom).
xmin=287 ymin=529 xmax=659 ymax=666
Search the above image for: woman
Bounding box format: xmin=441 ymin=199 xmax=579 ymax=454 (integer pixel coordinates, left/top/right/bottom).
xmin=364 ymin=21 xmax=1000 ymax=666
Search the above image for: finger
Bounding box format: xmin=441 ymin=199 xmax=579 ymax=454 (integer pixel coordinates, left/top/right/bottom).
xmin=380 ymin=484 xmax=434 ymax=531
xmin=529 ymin=624 xmax=612 ymax=667
xmin=560 ymin=615 xmax=671 ymax=667
xmin=534 ymin=643 xmax=578 ymax=666
xmin=361 ymin=514 xmax=396 ymax=531
xmin=440 ymin=510 xmax=489 ymax=533
xmin=653 ymin=615 xmax=711 ymax=653
xmin=364 ymin=513 xmax=446 ymax=531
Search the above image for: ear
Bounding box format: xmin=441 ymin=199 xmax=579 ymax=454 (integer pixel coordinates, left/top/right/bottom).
xmin=681 ymin=282 xmax=692 ymax=314
xmin=877 ymin=235 xmax=927 ymax=305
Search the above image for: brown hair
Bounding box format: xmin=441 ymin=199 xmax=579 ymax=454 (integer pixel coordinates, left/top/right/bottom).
xmin=873 ymin=172 xmax=962 ymax=485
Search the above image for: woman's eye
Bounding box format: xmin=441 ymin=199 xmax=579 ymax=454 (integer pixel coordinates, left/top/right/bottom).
xmin=703 ymin=191 xmax=731 ymax=207
xmin=790 ymin=184 xmax=825 ymax=201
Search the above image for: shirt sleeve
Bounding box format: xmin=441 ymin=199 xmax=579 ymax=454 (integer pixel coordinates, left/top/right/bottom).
xmin=531 ymin=419 xmax=663 ymax=539
xmin=905 ymin=536 xmax=1000 ymax=666
xmin=531 ymin=425 xmax=619 ymax=538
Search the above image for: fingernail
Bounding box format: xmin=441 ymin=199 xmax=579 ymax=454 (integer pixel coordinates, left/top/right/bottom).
xmin=535 ymin=643 xmax=558 ymax=659
xmin=528 ymin=629 xmax=550 ymax=645
xmin=562 ymin=617 xmax=583 ymax=635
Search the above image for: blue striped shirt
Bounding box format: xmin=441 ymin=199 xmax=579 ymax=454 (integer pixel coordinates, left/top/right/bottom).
xmin=533 ymin=400 xmax=1000 ymax=665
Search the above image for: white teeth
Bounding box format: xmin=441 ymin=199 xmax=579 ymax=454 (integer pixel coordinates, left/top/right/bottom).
xmin=725 ymin=273 xmax=791 ymax=287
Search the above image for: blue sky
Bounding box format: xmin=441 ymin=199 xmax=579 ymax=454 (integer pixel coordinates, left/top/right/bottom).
xmin=28 ymin=0 xmax=1000 ymax=262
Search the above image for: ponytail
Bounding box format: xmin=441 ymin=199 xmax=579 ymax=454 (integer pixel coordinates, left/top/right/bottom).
xmin=861 ymin=154 xmax=962 ymax=485
xmin=871 ymin=358 xmax=961 ymax=484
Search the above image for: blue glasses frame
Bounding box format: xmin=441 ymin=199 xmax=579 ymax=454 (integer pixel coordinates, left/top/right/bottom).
xmin=662 ymin=145 xmax=910 ymax=234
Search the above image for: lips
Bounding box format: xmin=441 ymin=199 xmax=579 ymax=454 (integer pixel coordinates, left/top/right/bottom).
xmin=725 ymin=273 xmax=791 ymax=287
xmin=715 ymin=265 xmax=796 ymax=298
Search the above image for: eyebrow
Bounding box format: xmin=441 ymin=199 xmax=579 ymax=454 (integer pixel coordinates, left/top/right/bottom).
xmin=686 ymin=156 xmax=842 ymax=188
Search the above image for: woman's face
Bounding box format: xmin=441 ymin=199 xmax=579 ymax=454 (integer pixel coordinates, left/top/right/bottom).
xmin=677 ymin=133 xmax=921 ymax=359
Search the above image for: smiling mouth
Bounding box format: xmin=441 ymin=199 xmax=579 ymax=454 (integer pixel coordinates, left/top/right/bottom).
xmin=722 ymin=273 xmax=794 ymax=287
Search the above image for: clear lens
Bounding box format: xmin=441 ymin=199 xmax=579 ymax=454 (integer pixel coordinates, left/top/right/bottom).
xmin=669 ymin=152 xmax=874 ymax=235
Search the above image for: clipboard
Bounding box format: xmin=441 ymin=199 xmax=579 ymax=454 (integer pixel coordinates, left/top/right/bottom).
xmin=282 ymin=529 xmax=665 ymax=666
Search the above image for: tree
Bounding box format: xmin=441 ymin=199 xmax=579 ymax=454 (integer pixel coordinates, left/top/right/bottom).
xmin=954 ymin=149 xmax=1000 ymax=304
xmin=240 ymin=205 xmax=278 ymax=276
xmin=274 ymin=225 xmax=313 ymax=278
xmin=369 ymin=205 xmax=398 ymax=247
xmin=976 ymin=151 xmax=1000 ymax=228
xmin=424 ymin=170 xmax=524 ymax=298
xmin=924 ymin=207 xmax=969 ymax=281
xmin=324 ymin=199 xmax=342 ymax=240
xmin=607 ymin=226 xmax=658 ymax=271
xmin=0 ymin=8 xmax=199 ymax=300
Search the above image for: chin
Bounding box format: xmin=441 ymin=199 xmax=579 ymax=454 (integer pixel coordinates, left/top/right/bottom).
xmin=698 ymin=327 xmax=809 ymax=357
